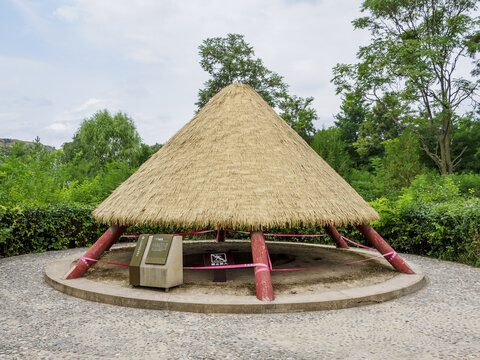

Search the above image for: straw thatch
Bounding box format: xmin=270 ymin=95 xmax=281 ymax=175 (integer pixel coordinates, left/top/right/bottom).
xmin=93 ymin=83 xmax=379 ymax=229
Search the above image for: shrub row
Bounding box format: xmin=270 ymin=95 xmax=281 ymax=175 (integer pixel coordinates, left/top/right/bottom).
xmin=1 ymin=199 xmax=479 ymax=267
xmin=0 ymin=203 xmax=103 ymax=257
xmin=369 ymin=197 xmax=480 ymax=267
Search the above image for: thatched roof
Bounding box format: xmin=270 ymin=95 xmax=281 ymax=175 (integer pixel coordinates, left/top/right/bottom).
xmin=93 ymin=83 xmax=379 ymax=229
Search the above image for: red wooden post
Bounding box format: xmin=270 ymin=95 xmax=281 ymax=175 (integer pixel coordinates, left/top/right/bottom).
xmin=250 ymin=231 xmax=274 ymax=301
xmin=66 ymin=225 xmax=127 ymax=279
xmin=216 ymin=228 xmax=226 ymax=242
xmin=356 ymin=224 xmax=414 ymax=274
xmin=324 ymin=224 xmax=349 ymax=249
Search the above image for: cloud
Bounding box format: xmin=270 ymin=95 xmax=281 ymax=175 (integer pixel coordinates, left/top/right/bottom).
xmin=124 ymin=50 xmax=165 ymax=65
xmin=72 ymin=98 xmax=105 ymax=113
xmin=4 ymin=0 xmax=375 ymax=148
xmin=45 ymin=122 xmax=76 ymax=134
xmin=12 ymin=96 xmax=52 ymax=108
xmin=0 ymin=112 xmax=20 ymax=120
xmin=53 ymin=5 xmax=81 ymax=22
xmin=0 ymin=55 xmax=45 ymax=69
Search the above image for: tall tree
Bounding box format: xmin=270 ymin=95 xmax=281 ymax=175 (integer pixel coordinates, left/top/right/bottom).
xmin=197 ymin=33 xmax=317 ymax=142
xmin=354 ymin=93 xmax=404 ymax=160
xmin=197 ymin=33 xmax=288 ymax=109
xmin=63 ymin=110 xmax=142 ymax=178
xmin=332 ymin=0 xmax=480 ymax=174
xmin=334 ymin=90 xmax=368 ymax=165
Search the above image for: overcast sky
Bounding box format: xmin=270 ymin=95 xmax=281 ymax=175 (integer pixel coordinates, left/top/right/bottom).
xmin=1 ymin=0 xmax=374 ymax=148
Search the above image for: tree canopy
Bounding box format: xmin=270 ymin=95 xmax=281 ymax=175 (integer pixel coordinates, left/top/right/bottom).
xmin=62 ymin=110 xmax=143 ymax=178
xmin=197 ymin=33 xmax=317 ymax=142
xmin=196 ymin=33 xmax=288 ymax=109
xmin=332 ymin=0 xmax=480 ymax=174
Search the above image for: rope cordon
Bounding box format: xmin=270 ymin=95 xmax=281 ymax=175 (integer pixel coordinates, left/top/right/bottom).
xmin=81 ymin=229 xmax=396 ymax=271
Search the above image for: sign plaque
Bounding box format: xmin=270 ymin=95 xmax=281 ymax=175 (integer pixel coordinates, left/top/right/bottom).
xmin=203 ymin=252 xmax=234 ymax=282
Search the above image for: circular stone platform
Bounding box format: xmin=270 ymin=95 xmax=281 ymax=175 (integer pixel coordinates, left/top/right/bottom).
xmin=44 ymin=240 xmax=425 ymax=313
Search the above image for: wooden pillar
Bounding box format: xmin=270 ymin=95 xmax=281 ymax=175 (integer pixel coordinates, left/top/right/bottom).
xmin=356 ymin=224 xmax=414 ymax=274
xmin=324 ymin=224 xmax=349 ymax=249
xmin=250 ymin=231 xmax=274 ymax=301
xmin=216 ymin=228 xmax=226 ymax=242
xmin=66 ymin=225 xmax=127 ymax=279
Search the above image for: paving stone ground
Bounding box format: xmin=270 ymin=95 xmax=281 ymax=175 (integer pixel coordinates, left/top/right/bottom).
xmin=0 ymin=248 xmax=479 ymax=359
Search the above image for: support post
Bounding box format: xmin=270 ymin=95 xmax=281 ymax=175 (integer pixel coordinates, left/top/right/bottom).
xmin=250 ymin=231 xmax=274 ymax=301
xmin=216 ymin=228 xmax=226 ymax=242
xmin=356 ymin=224 xmax=414 ymax=274
xmin=66 ymin=225 xmax=127 ymax=279
xmin=324 ymin=224 xmax=349 ymax=249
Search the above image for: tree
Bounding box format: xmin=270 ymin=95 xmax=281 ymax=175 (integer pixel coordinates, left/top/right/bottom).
xmin=278 ymin=95 xmax=317 ymax=143
xmin=335 ymin=90 xmax=404 ymax=167
xmin=197 ymin=33 xmax=317 ymax=142
xmin=197 ymin=33 xmax=288 ymax=109
xmin=137 ymin=143 xmax=163 ymax=165
xmin=451 ymin=111 xmax=480 ymax=173
xmin=354 ymin=94 xmax=404 ymax=160
xmin=332 ymin=0 xmax=480 ymax=174
xmin=63 ymin=110 xmax=142 ymax=178
xmin=311 ymin=127 xmax=352 ymax=178
xmin=0 ymin=142 xmax=65 ymax=206
xmin=383 ymin=129 xmax=425 ymax=189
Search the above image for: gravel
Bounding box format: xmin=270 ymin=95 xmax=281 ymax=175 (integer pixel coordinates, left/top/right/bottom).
xmin=0 ymin=248 xmax=479 ymax=359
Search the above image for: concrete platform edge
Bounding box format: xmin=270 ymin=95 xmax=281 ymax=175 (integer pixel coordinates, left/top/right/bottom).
xmin=44 ymin=243 xmax=425 ymax=314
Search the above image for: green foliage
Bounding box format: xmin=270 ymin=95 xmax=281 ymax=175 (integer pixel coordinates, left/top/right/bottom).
xmin=278 ymin=95 xmax=317 ymax=143
xmin=0 ymin=143 xmax=67 ymax=206
xmin=348 ymin=168 xmax=380 ymax=201
xmin=137 ymin=143 xmax=163 ymax=165
xmin=354 ymin=94 xmax=405 ymax=160
xmin=383 ymin=129 xmax=425 ymax=189
xmin=197 ymin=33 xmax=288 ymax=109
xmin=334 ymin=90 xmax=368 ymax=164
xmin=62 ymin=110 xmax=143 ymax=179
xmin=367 ymin=175 xmax=480 ymax=267
xmin=61 ymin=161 xmax=135 ymax=204
xmin=0 ymin=203 xmax=104 ymax=257
xmin=197 ymin=33 xmax=317 ymax=141
xmin=449 ymin=173 xmax=480 ymax=197
xmin=311 ymin=127 xmax=352 ymax=178
xmin=0 ymin=143 xmax=135 ymax=207
xmin=451 ymin=114 xmax=480 ymax=173
xmin=346 ymin=131 xmax=425 ymax=201
xmin=332 ymin=0 xmax=480 ymax=174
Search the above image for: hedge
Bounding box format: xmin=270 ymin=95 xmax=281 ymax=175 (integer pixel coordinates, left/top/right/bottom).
xmin=369 ymin=197 xmax=480 ymax=267
xmin=1 ymin=200 xmax=479 ymax=267
xmin=0 ymin=203 xmax=103 ymax=257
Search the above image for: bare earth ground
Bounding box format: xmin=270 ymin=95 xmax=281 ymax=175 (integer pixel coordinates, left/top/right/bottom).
xmin=0 ymin=243 xmax=479 ymax=359
xmin=85 ymin=241 xmax=397 ymax=296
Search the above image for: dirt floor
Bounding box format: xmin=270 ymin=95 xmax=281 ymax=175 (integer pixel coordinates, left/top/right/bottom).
xmin=82 ymin=240 xmax=397 ymax=296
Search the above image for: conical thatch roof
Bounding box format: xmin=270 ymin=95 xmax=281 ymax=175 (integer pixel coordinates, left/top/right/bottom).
xmin=93 ymin=83 xmax=379 ymax=229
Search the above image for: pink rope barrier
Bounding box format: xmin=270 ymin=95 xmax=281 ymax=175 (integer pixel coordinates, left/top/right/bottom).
xmin=121 ymin=230 xmax=216 ymax=238
xmin=81 ymin=256 xmax=130 ymax=268
xmin=340 ymin=236 xmax=376 ymax=251
xmin=106 ymin=229 xmax=394 ymax=272
xmin=225 ymin=229 xmax=329 ymax=237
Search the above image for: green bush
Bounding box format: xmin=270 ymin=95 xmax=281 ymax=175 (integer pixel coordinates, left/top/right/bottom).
xmin=449 ymin=173 xmax=480 ymax=197
xmin=0 ymin=203 xmax=104 ymax=257
xmin=367 ymin=175 xmax=480 ymax=266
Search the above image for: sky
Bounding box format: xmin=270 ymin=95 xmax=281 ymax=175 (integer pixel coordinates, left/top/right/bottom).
xmin=0 ymin=0 xmax=374 ymax=148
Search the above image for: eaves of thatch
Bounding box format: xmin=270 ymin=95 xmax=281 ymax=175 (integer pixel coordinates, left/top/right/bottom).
xmin=92 ymin=83 xmax=379 ymax=229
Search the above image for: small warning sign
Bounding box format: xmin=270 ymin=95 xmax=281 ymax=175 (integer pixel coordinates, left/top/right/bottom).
xmin=203 ymin=252 xmax=235 ymax=282
xmin=210 ymin=253 xmax=228 ymax=266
